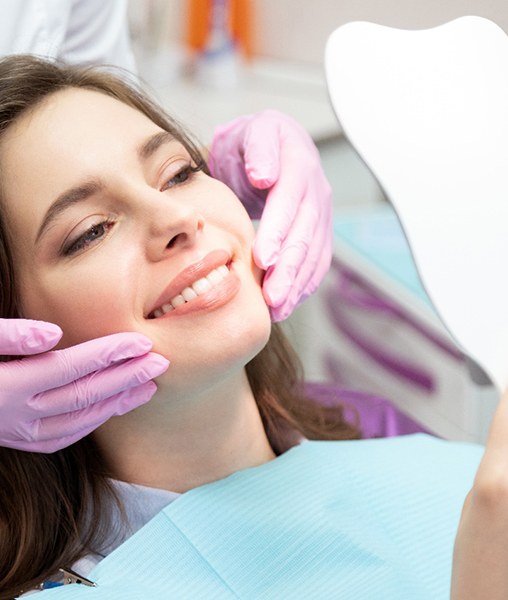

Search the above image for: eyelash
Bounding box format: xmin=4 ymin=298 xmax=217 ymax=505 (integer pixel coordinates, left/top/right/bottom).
xmin=63 ymin=218 xmax=115 ymax=256
xmin=160 ymin=162 xmax=203 ymax=192
xmin=62 ymin=162 xmax=205 ymax=256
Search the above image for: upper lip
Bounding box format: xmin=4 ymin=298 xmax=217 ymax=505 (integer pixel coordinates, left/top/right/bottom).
xmin=145 ymin=249 xmax=232 ymax=318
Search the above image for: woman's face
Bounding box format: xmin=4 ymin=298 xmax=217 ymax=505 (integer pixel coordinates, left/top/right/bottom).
xmin=0 ymin=88 xmax=271 ymax=390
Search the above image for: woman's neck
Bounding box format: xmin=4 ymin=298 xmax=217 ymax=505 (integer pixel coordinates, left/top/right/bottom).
xmin=92 ymin=369 xmax=276 ymax=493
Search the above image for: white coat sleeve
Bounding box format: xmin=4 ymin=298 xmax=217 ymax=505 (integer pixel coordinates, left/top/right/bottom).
xmin=59 ymin=0 xmax=137 ymax=73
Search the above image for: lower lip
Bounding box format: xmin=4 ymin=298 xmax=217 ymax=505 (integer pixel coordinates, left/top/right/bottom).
xmin=151 ymin=262 xmax=241 ymax=319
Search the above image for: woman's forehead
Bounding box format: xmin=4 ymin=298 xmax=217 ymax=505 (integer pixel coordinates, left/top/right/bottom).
xmin=0 ymin=88 xmax=164 ymax=227
xmin=1 ymin=88 xmax=164 ymax=177
xmin=20 ymin=87 xmax=157 ymax=140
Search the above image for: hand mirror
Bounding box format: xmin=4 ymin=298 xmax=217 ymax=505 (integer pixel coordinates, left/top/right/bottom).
xmin=325 ymin=16 xmax=508 ymax=392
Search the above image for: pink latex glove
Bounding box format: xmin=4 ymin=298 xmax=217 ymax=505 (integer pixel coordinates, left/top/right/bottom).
xmin=0 ymin=318 xmax=169 ymax=452
xmin=209 ymin=109 xmax=333 ymax=322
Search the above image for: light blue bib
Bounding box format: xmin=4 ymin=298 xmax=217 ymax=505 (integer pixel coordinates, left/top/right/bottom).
xmin=41 ymin=435 xmax=482 ymax=599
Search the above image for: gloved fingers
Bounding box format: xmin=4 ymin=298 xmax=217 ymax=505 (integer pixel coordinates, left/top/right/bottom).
xmin=253 ymin=155 xmax=308 ymax=269
xmin=242 ymin=113 xmax=281 ymax=189
xmin=28 ymin=353 xmax=169 ymax=417
xmin=263 ymin=177 xmax=332 ymax=322
xmin=210 ymin=108 xmax=333 ymax=319
xmin=0 ymin=331 xmax=154 ymax=395
xmin=20 ymin=381 xmax=158 ymax=450
xmin=258 ymin=181 xmax=317 ymax=306
xmin=268 ymin=233 xmax=332 ymax=322
xmin=0 ymin=318 xmax=62 ymax=355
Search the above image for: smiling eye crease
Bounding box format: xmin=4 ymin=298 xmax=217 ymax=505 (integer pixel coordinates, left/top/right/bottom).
xmin=160 ymin=162 xmax=204 ymax=191
xmin=62 ymin=217 xmax=116 ymax=256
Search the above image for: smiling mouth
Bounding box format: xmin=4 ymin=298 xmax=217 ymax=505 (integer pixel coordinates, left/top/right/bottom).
xmin=148 ymin=263 xmax=231 ymax=318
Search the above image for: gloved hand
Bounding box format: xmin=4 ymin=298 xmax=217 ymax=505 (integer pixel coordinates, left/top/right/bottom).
xmin=209 ymin=109 xmax=333 ymax=322
xmin=0 ymin=318 xmax=169 ymax=452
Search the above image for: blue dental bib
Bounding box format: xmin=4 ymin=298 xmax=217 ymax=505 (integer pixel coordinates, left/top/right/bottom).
xmin=40 ymin=435 xmax=482 ymax=599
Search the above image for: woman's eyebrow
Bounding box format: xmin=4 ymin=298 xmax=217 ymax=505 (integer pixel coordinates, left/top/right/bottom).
xmin=35 ymin=180 xmax=104 ymax=245
xmin=35 ymin=132 xmax=175 ymax=246
xmin=138 ymin=131 xmax=175 ymax=161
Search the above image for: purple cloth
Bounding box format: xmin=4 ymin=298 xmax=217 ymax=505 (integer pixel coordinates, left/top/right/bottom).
xmin=322 ymin=261 xmax=464 ymax=393
xmin=304 ymin=381 xmax=429 ymax=439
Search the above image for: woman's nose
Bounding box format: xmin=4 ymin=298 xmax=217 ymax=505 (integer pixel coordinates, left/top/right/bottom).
xmin=144 ymin=198 xmax=205 ymax=261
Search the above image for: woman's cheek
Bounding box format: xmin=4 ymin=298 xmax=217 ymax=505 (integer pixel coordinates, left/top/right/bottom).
xmin=37 ymin=277 xmax=136 ymax=348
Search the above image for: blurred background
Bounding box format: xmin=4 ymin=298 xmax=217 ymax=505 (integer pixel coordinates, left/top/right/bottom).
xmin=128 ymin=0 xmax=508 ymax=209
xmin=127 ymin=1 xmax=508 ymax=443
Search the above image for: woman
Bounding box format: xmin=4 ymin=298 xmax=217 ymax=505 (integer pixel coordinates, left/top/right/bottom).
xmin=0 ymin=54 xmax=357 ymax=598
xmin=0 ymin=55 xmax=503 ymax=600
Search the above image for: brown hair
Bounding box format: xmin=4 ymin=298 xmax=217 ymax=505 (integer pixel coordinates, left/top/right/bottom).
xmin=0 ymin=55 xmax=359 ymax=598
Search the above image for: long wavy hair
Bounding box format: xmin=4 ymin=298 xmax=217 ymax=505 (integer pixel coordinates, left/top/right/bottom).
xmin=0 ymin=55 xmax=359 ymax=599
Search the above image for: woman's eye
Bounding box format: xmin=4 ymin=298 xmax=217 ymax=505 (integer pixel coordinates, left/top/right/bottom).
xmin=169 ymin=167 xmax=191 ymax=186
xmin=161 ymin=163 xmax=202 ymax=192
xmin=63 ymin=219 xmax=114 ymax=256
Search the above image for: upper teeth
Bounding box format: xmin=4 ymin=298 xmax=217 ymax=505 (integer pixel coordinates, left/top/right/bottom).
xmin=152 ymin=264 xmax=229 ymax=318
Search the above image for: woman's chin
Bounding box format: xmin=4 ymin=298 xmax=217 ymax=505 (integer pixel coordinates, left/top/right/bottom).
xmin=152 ymin=319 xmax=271 ymax=392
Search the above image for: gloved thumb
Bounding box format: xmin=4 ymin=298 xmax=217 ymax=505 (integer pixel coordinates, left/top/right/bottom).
xmin=243 ymin=112 xmax=282 ymax=189
xmin=0 ymin=318 xmax=63 ymax=356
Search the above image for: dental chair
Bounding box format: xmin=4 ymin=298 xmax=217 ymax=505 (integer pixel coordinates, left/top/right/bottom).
xmin=322 ymin=16 xmax=508 ymax=435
